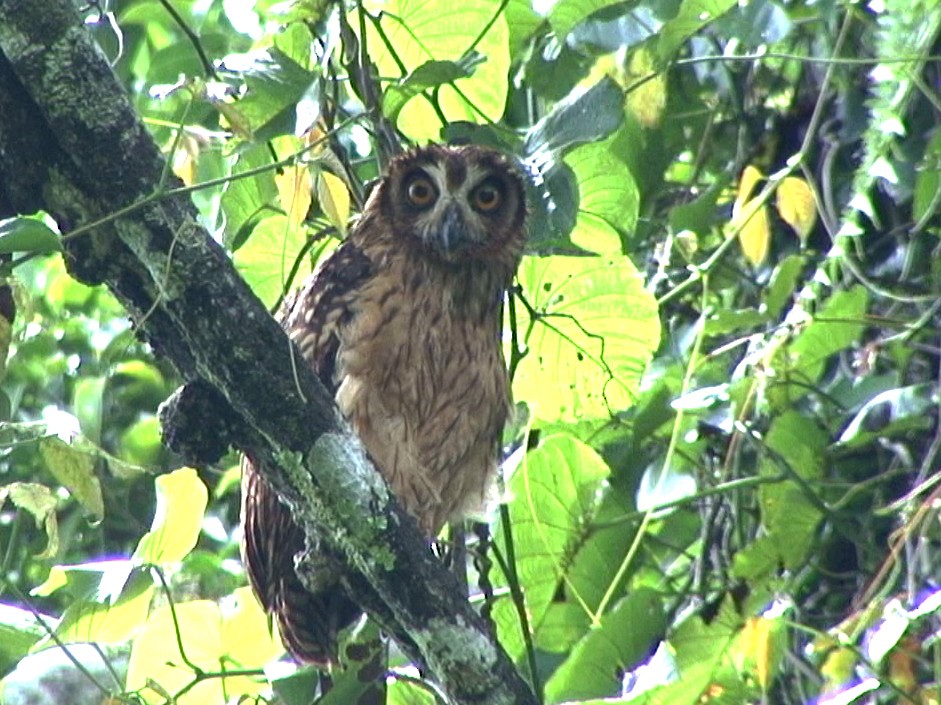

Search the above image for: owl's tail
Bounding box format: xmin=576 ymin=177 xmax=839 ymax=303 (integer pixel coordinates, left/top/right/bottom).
xmin=241 ymin=455 xmax=361 ymax=665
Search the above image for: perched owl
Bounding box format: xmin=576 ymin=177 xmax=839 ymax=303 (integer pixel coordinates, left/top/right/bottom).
xmin=241 ymin=143 xmax=528 ymax=664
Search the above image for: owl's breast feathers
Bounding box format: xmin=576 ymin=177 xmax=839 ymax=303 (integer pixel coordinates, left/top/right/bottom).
xmin=285 ymin=234 xmax=510 ymax=533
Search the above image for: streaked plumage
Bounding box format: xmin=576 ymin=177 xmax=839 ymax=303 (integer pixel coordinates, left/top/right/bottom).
xmin=241 ymin=144 xmax=527 ymax=664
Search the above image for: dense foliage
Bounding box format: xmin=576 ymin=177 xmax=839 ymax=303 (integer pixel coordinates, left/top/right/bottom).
xmin=1 ymin=0 xmax=940 ymax=703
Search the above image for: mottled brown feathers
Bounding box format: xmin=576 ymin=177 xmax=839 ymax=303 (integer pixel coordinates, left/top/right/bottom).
xmin=241 ymin=144 xmax=527 ymax=664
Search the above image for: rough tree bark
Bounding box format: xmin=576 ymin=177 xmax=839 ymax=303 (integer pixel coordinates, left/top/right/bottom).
xmin=0 ymin=2 xmax=537 ymax=704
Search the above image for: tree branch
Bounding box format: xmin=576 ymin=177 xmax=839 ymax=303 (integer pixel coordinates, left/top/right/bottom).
xmin=0 ymin=3 xmax=536 ymax=703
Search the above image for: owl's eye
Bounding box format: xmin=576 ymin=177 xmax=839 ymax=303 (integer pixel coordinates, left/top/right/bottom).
xmin=406 ymin=176 xmax=437 ymax=208
xmin=471 ymin=180 xmax=503 ymax=212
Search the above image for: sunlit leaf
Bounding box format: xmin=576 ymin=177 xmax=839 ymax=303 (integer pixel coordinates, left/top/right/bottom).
xmin=316 ymin=171 xmax=351 ymax=235
xmin=359 ymin=0 xmax=510 ymax=141
xmin=126 ymin=599 xmax=271 ymax=705
xmin=222 ymin=587 xmax=284 ymax=667
xmin=31 ymin=566 xmax=153 ymax=648
xmin=775 ymin=176 xmax=817 ymax=244
xmin=275 ymin=164 xmax=313 ymax=228
xmin=233 ymin=214 xmax=312 ymax=308
xmin=512 ymin=255 xmax=660 ymax=422
xmin=565 ymin=138 xmax=639 ymax=252
xmin=133 ymin=468 xmax=208 ymax=566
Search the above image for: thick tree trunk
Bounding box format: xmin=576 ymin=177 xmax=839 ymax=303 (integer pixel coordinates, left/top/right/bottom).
xmin=0 ymin=3 xmax=537 ymax=704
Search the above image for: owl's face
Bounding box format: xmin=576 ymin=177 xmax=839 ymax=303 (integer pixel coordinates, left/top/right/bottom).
xmin=376 ymin=144 xmax=527 ymax=266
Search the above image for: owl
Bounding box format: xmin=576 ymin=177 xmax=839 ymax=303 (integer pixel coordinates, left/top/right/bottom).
xmin=241 ymin=143 xmax=528 ymax=664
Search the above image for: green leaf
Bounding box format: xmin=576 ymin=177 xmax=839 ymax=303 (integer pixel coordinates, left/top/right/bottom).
xmin=762 ymin=254 xmax=806 ymax=319
xmin=733 ymin=412 xmax=827 ymax=579
xmin=38 ymin=437 xmax=104 ymax=522
xmin=512 ymin=255 xmax=660 ymax=422
xmin=545 ymin=589 xmax=666 ymax=703
xmin=779 ymin=285 xmax=868 ymax=400
xmin=493 ymin=434 xmax=610 ymax=659
xmin=547 ymin=0 xmax=627 ymax=39
xmin=0 ymin=604 xmax=45 ymax=676
xmin=72 ymin=376 xmax=106 ymax=445
xmin=565 ymin=137 xmax=639 ymax=253
xmin=0 ymin=482 xmax=59 ymax=559
xmin=225 ymin=46 xmax=317 ymax=140
xmin=914 ymin=128 xmax=941 ymax=227
xmin=222 ymin=144 xmax=280 ymax=251
xmin=0 ymin=216 xmax=61 ymax=255
xmin=119 ymin=415 xmax=163 ymax=467
xmin=837 ymin=384 xmax=937 ymax=448
xmin=133 ymin=467 xmax=208 ymax=565
xmin=233 ymin=214 xmax=315 ymax=308
xmin=382 ymin=54 xmax=484 ymax=122
xmin=524 ymin=77 xmax=625 ymax=156
xmin=361 ymin=0 xmax=510 ymax=140
xmin=657 ymin=0 xmax=739 ymax=61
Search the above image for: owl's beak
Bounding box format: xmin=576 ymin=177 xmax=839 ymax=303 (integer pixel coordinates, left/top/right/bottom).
xmin=436 ymin=201 xmax=472 ymax=255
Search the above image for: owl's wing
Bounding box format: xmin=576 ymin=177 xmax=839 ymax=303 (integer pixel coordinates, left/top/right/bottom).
xmin=241 ymin=240 xmax=373 ymax=664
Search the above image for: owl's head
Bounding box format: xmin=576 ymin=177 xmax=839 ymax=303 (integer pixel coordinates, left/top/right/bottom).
xmin=370 ymin=144 xmax=527 ymax=269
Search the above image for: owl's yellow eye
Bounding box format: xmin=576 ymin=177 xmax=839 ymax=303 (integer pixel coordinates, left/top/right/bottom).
xmin=472 ymin=181 xmax=503 ymax=212
xmin=406 ymin=176 xmax=437 ymax=208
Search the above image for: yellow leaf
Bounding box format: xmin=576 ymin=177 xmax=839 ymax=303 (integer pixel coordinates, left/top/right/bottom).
xmin=624 ymin=47 xmax=666 ymax=128
xmin=133 ymin=468 xmax=208 ymax=565
xmin=223 ymin=587 xmax=284 ymax=667
xmin=317 ymin=171 xmax=351 ymax=235
xmin=776 ymin=176 xmax=817 ymax=244
xmin=732 ymin=166 xmax=770 ymax=265
xmin=736 ymin=200 xmax=771 ymax=265
xmin=170 ymin=134 xmax=199 ymax=187
xmin=821 ymin=646 xmax=857 ymax=691
xmin=735 ymin=616 xmax=778 ymax=692
xmin=275 ymin=165 xmax=313 ymax=227
xmin=735 ymin=165 xmax=764 ymax=211
xmin=127 ymin=599 xmax=276 ymax=704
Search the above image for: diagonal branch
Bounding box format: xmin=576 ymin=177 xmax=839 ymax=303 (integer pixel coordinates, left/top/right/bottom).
xmin=0 ymin=2 xmax=537 ymax=704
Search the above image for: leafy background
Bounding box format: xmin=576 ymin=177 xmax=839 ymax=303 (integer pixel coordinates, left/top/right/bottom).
xmin=1 ymin=0 xmax=940 ymax=703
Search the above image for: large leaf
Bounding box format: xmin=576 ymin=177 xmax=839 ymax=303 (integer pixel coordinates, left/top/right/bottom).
xmin=733 ymin=412 xmax=827 ymax=580
xmin=30 ymin=564 xmax=154 ymax=648
xmin=492 ymin=434 xmax=610 ymax=659
xmin=565 ymin=138 xmax=639 ymax=253
xmin=512 ymin=255 xmax=660 ymax=422
xmin=233 ymin=214 xmax=314 ymax=308
xmin=359 ymin=0 xmax=510 ymax=140
xmin=545 ymin=589 xmax=666 ymax=703
xmin=125 ymin=591 xmax=281 ymax=705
